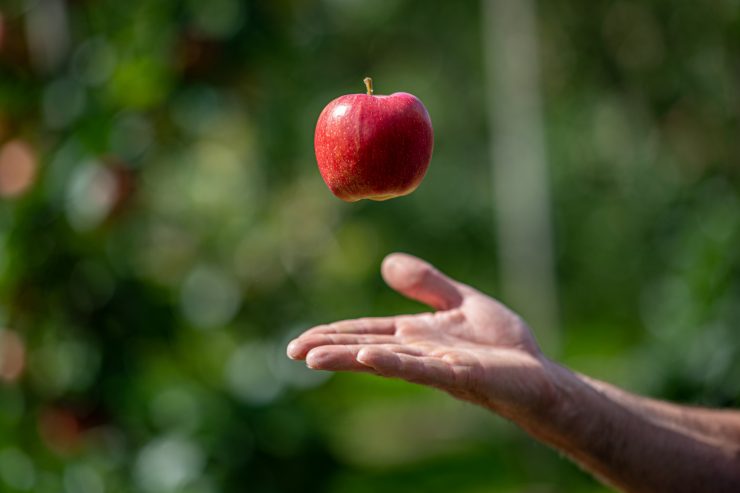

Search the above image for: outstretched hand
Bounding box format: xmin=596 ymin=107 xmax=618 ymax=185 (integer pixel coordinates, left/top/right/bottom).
xmin=289 ymin=253 xmax=740 ymax=492
xmin=287 ymin=253 xmax=559 ymax=419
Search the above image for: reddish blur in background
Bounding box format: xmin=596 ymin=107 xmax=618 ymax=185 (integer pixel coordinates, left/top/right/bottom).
xmin=0 ymin=1 xmax=739 ymax=492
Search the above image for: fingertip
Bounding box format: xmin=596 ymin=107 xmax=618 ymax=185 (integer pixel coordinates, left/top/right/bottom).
xmin=380 ymin=253 xmax=403 ymax=283
xmin=356 ymin=346 xmax=375 ymax=366
xmin=305 ymin=346 xmax=352 ymax=370
xmin=305 ymin=347 xmax=327 ymax=369
xmin=381 ymin=252 xmax=426 ymax=290
xmin=286 ymin=340 xmax=302 ymax=360
xmin=357 ymin=346 xmax=393 ymax=369
xmin=381 ymin=252 xmax=412 ymax=270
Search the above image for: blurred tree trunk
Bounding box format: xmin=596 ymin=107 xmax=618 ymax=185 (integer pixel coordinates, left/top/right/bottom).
xmin=482 ymin=0 xmax=559 ymax=352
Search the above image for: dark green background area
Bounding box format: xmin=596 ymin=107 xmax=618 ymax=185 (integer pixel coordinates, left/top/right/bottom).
xmin=0 ymin=1 xmax=739 ymax=491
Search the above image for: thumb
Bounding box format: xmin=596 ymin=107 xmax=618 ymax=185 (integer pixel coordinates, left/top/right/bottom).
xmin=381 ymin=253 xmax=466 ymax=310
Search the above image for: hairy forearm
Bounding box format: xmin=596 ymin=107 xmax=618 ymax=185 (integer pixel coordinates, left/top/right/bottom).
xmin=577 ymin=374 xmax=740 ymax=447
xmin=508 ymin=361 xmax=740 ymax=493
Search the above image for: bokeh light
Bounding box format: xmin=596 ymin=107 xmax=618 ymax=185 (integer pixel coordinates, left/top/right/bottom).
xmin=65 ymin=162 xmax=117 ymax=231
xmin=0 ymin=448 xmax=36 ymax=491
xmin=0 ymin=330 xmax=25 ymax=382
xmin=0 ymin=140 xmax=37 ymax=198
xmin=180 ymin=264 xmax=241 ymax=329
xmin=226 ymin=341 xmax=283 ymax=405
xmin=38 ymin=408 xmax=81 ymax=456
xmin=0 ymin=11 xmax=5 ymax=51
xmin=134 ymin=435 xmax=205 ymax=493
xmin=62 ymin=463 xmax=104 ymax=493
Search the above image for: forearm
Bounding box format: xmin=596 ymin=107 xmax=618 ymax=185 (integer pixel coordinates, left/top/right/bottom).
xmin=509 ymin=361 xmax=740 ymax=493
xmin=577 ymin=374 xmax=740 ymax=447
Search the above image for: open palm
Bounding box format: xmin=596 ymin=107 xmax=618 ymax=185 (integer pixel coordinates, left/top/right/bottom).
xmin=287 ymin=253 xmax=557 ymax=417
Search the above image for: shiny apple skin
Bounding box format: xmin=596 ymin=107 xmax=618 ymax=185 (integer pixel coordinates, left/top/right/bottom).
xmin=314 ymin=92 xmax=433 ymax=202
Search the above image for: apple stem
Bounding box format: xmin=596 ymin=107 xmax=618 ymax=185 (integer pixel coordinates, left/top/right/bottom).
xmin=363 ymin=77 xmax=374 ymax=95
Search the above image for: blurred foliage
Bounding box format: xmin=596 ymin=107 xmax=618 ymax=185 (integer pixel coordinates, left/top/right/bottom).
xmin=0 ymin=0 xmax=739 ymax=492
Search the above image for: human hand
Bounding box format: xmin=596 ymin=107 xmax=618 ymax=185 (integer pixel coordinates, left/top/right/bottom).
xmin=287 ymin=253 xmax=560 ymax=420
xmin=290 ymin=253 xmax=740 ymax=492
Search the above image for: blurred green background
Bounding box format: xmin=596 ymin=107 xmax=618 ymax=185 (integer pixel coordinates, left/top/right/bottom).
xmin=1 ymin=0 xmax=739 ymax=492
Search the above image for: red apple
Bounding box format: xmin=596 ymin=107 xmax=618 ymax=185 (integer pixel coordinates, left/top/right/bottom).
xmin=314 ymin=78 xmax=433 ymax=202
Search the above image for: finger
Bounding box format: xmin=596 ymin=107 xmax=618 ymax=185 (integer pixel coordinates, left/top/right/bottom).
xmin=302 ymin=317 xmax=398 ymax=336
xmin=356 ymin=346 xmax=456 ymax=388
xmin=287 ymin=333 xmax=398 ymax=360
xmin=381 ymin=253 xmax=466 ymax=310
xmin=305 ymin=344 xmax=422 ymax=372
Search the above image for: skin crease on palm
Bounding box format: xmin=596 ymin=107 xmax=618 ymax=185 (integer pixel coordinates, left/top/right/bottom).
xmin=286 ymin=252 xmax=559 ymax=421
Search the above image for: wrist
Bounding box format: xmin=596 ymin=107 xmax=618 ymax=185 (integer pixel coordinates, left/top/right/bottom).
xmin=479 ymin=355 xmax=582 ymax=428
xmin=515 ymin=358 xmax=620 ymax=459
xmin=513 ymin=358 xmax=590 ymax=436
xmin=545 ymin=359 xmax=585 ymax=414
